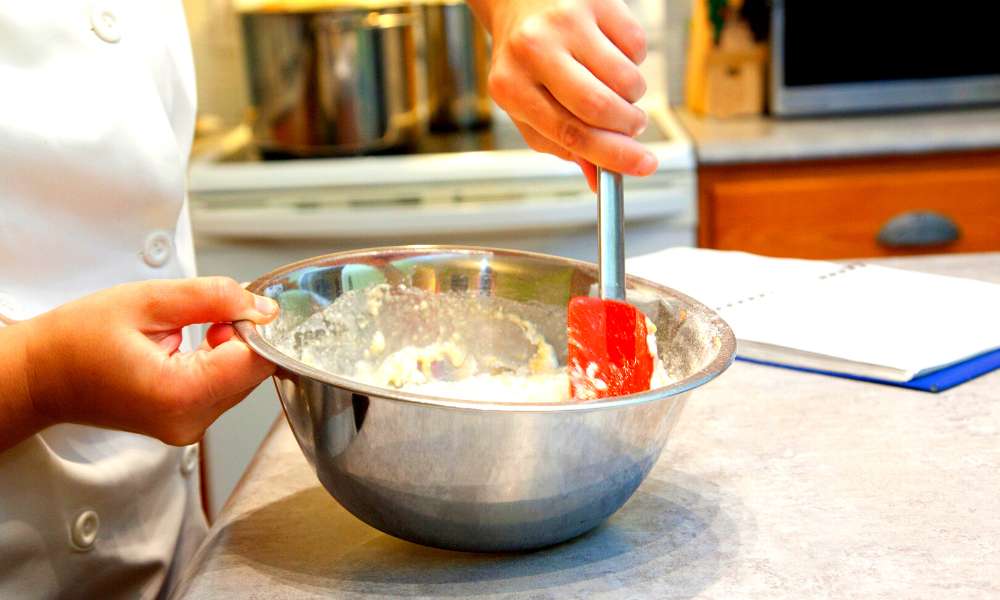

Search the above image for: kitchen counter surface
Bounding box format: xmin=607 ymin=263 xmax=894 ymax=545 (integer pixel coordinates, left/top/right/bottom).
xmin=675 ymin=105 xmax=1000 ymax=165
xmin=172 ymin=252 xmax=1000 ymax=600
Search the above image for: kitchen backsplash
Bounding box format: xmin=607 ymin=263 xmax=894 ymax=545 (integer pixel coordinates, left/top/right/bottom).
xmin=663 ymin=0 xmax=691 ymax=105
xmin=182 ymin=0 xmax=249 ymax=128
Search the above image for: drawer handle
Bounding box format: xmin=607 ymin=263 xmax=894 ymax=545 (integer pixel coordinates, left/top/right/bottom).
xmin=877 ymin=211 xmax=960 ymax=248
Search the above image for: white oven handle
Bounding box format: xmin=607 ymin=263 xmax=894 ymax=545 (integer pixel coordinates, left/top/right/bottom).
xmin=190 ymin=179 xmax=694 ymax=240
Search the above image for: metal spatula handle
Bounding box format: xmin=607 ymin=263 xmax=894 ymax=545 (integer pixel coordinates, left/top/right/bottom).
xmin=597 ymin=167 xmax=625 ymax=301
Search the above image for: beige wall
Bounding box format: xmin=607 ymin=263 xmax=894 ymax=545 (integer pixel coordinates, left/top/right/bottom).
xmin=182 ymin=0 xmax=249 ymax=128
xmin=663 ymin=0 xmax=691 ymax=105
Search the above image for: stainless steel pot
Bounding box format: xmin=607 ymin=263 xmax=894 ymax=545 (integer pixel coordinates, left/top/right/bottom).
xmin=236 ymin=246 xmax=735 ymax=552
xmin=421 ymin=0 xmax=492 ymax=130
xmin=240 ymin=5 xmax=421 ymax=156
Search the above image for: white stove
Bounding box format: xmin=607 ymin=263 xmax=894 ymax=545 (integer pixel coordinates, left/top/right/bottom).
xmin=187 ymin=105 xmax=696 ymax=246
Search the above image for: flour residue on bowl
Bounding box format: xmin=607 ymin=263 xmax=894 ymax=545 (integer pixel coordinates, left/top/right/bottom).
xmin=275 ymin=283 xmax=670 ymax=403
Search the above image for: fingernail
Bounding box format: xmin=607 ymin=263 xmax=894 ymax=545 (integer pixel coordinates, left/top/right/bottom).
xmin=255 ymin=294 xmax=279 ymax=316
xmin=633 ymin=112 xmax=648 ymax=137
xmin=637 ymin=152 xmax=658 ymax=175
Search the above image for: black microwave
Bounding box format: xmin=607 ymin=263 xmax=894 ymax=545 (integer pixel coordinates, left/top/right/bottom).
xmin=769 ymin=1 xmax=1000 ymax=116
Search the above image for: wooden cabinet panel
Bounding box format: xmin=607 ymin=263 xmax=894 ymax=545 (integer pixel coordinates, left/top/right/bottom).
xmin=698 ymin=150 xmax=1000 ymax=259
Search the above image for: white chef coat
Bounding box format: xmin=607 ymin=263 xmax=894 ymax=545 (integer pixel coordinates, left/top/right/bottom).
xmin=0 ymin=1 xmax=207 ymax=598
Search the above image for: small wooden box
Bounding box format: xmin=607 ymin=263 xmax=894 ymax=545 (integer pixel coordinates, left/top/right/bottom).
xmin=685 ymin=1 xmax=767 ymax=118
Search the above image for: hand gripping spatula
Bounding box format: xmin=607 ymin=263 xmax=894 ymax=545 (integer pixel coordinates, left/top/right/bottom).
xmin=567 ymin=168 xmax=655 ymax=399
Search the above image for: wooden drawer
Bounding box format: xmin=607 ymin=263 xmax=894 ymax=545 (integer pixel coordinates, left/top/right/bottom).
xmin=698 ymin=150 xmax=1000 ymax=259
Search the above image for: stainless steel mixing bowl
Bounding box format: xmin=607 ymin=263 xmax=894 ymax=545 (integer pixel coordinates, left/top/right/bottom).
xmin=236 ymin=246 xmax=734 ymax=552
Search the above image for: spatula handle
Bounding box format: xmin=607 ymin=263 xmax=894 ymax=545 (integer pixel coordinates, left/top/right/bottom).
xmin=597 ymin=167 xmax=625 ymax=301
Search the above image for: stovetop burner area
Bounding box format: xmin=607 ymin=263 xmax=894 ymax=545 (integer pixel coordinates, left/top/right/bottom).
xmin=409 ymin=114 xmax=670 ymax=155
xmin=255 ymin=122 xmax=523 ymax=161
xmin=187 ymin=106 xmax=696 ymax=241
xmin=196 ymin=108 xmax=672 ymax=165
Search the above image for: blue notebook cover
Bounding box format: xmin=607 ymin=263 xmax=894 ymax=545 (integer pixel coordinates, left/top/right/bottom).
xmin=737 ymin=348 xmax=1000 ymax=393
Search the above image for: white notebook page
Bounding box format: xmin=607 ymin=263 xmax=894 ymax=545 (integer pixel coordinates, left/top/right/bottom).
xmin=627 ymin=249 xmax=1000 ymax=380
xmin=627 ymin=248 xmax=840 ymax=309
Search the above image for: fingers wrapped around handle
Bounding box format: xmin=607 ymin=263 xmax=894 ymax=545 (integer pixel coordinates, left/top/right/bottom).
xmin=487 ymin=0 xmax=657 ymax=176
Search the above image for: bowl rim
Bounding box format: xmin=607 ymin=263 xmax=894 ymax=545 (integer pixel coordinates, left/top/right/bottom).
xmin=234 ymin=245 xmax=736 ymax=413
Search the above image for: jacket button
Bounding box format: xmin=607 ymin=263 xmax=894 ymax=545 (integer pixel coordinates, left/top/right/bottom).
xmin=142 ymin=231 xmax=173 ymax=268
xmin=90 ymin=2 xmax=122 ymax=43
xmin=70 ymin=510 xmax=100 ymax=551
xmin=181 ymin=444 xmax=199 ymax=476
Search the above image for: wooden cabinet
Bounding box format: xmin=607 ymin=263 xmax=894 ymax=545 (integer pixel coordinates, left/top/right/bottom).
xmin=697 ymin=150 xmax=1000 ymax=259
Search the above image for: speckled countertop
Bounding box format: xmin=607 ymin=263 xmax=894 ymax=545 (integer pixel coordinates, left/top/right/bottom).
xmin=675 ymin=106 xmax=1000 ymax=165
xmin=171 ymin=253 xmax=1000 ymax=600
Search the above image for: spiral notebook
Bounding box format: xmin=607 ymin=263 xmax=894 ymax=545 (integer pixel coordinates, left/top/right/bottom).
xmin=626 ymin=248 xmax=1000 ymax=391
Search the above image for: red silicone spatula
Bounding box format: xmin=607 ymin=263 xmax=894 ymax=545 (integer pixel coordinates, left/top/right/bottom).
xmin=568 ymin=168 xmax=655 ymax=400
